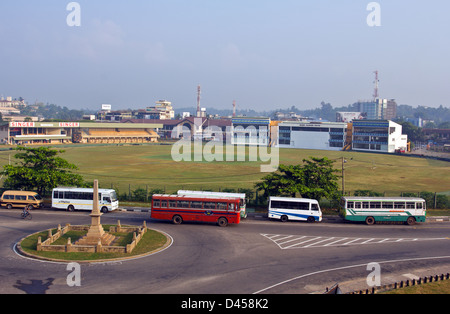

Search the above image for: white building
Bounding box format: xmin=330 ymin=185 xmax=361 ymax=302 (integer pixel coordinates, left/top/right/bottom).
xmin=278 ymin=121 xmax=348 ymax=151
xmin=352 ymin=120 xmax=407 ymax=153
xmin=231 ymin=118 xmax=272 ymax=146
xmin=0 ymin=96 xmax=26 ymax=108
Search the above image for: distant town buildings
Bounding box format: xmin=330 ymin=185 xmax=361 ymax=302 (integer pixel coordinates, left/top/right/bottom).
xmin=356 ymin=99 xmax=397 ymax=120
xmin=0 ymin=96 xmax=28 ymax=121
xmin=98 ymin=100 xmax=175 ymax=121
xmin=336 ymin=112 xmax=366 ymax=123
xmin=0 ymin=93 xmax=430 ymax=155
xmin=0 ymin=96 xmax=26 ymax=108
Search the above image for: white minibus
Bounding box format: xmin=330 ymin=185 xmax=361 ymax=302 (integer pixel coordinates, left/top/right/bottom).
xmin=268 ymin=197 xmax=322 ymax=223
xmin=52 ymin=187 xmax=119 ymax=213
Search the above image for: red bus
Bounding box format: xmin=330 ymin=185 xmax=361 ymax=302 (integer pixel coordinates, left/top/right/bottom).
xmin=151 ymin=194 xmax=241 ymax=227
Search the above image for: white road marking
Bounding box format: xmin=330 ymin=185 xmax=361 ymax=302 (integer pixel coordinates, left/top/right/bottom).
xmin=261 ymin=234 xmax=448 ymax=250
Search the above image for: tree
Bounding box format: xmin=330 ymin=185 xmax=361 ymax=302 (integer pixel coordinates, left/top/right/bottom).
xmin=2 ymin=146 xmax=86 ymax=195
xmin=255 ymin=157 xmax=340 ymax=200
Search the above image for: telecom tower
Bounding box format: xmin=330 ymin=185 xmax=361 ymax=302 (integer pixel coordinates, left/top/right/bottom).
xmin=196 ymin=85 xmax=201 ymax=118
xmin=373 ymin=70 xmax=379 ymax=100
xmin=233 ymin=100 xmax=236 ymax=117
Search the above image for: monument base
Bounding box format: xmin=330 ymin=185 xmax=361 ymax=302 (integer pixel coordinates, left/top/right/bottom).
xmin=76 ymin=225 xmax=116 ymax=246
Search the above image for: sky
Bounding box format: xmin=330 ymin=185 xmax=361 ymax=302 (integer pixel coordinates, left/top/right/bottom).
xmin=0 ymin=1 xmax=449 ymax=111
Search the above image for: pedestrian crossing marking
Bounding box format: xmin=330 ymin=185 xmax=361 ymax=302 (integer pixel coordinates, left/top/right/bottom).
xmin=261 ymin=234 xmax=447 ymax=250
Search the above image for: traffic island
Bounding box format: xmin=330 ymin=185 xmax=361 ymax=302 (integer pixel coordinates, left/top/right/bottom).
xmin=15 ymin=179 xmax=172 ymax=263
xmin=16 ymin=222 xmax=171 ymax=263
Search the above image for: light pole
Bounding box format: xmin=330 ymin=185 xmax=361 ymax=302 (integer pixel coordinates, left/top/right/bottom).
xmin=342 ymin=157 xmax=346 ymax=195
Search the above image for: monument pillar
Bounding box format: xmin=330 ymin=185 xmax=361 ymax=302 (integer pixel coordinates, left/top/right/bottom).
xmin=85 ymin=180 xmax=105 ymax=240
xmin=76 ymin=180 xmax=115 ymax=246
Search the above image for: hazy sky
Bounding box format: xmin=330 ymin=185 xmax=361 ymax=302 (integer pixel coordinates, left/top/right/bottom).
xmin=0 ymin=1 xmax=449 ymax=111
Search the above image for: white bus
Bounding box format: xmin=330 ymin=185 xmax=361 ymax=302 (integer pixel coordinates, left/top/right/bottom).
xmin=177 ymin=190 xmax=247 ymax=218
xmin=268 ymin=197 xmax=322 ymax=223
xmin=52 ymin=187 xmax=119 ymax=213
xmin=340 ymin=197 xmax=426 ymax=225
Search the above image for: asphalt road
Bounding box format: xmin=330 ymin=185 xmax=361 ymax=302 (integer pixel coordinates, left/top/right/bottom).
xmin=1 ymin=208 xmax=449 ymax=295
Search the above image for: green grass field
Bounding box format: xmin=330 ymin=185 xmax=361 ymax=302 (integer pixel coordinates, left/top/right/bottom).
xmin=0 ymin=144 xmax=449 ymax=196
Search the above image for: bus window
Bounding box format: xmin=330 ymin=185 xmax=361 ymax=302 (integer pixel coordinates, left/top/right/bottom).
xmin=204 ymin=202 xmax=216 ymax=209
xmin=297 ymin=202 xmax=309 ymax=210
xmin=177 ymin=201 xmax=189 ymax=208
xmin=417 ymin=202 xmax=423 ymax=209
xmin=153 ymin=200 xmax=160 ymax=207
xmin=229 ymin=203 xmax=235 ymax=211
xmin=347 ymin=201 xmax=354 ymax=209
xmin=362 ymin=202 xmax=369 ymax=209
xmin=354 ymin=202 xmax=361 ymax=209
xmin=382 ymin=202 xmax=393 ymax=209
xmin=406 ymin=202 xmax=415 ymax=209
xmin=169 ymin=200 xmax=177 ymax=208
xmin=161 ymin=200 xmax=167 ymax=208
xmin=190 ymin=201 xmax=202 ymax=209
xmin=217 ymin=202 xmax=227 ymax=210
xmin=370 ymin=202 xmax=381 ymax=209
xmin=311 ymin=203 xmax=319 ymax=211
xmin=394 ymin=202 xmax=405 ymax=209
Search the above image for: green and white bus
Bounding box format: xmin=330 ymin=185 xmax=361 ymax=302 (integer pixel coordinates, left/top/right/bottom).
xmin=340 ymin=197 xmax=426 ymax=225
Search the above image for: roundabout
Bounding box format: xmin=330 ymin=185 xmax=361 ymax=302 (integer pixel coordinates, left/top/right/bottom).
xmin=14 ymin=226 xmax=173 ymax=264
xmin=1 ymin=206 xmax=449 ymax=294
xmin=13 ymin=180 xmax=173 ymax=264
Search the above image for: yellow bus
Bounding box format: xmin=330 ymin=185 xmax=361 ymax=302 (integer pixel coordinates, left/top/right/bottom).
xmin=0 ymin=191 xmax=44 ymax=210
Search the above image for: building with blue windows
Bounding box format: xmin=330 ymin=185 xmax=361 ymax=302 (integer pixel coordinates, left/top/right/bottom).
xmin=352 ymin=120 xmax=408 ymax=153
xmin=278 ymin=121 xmax=348 ymax=151
xmin=231 ymin=118 xmax=272 ymax=146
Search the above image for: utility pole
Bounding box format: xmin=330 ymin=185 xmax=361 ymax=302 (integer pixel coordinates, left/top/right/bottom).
xmin=342 ymin=157 xmax=346 ymax=195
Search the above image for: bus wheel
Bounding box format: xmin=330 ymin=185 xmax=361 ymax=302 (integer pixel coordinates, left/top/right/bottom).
xmin=406 ymin=217 xmax=416 ymax=226
xmin=7 ymin=204 xmax=13 ymax=209
xmin=172 ymin=215 xmax=183 ymax=225
xmin=280 ymin=215 xmax=288 ymax=223
xmin=365 ymin=216 xmax=375 ymax=225
xmin=101 ymin=207 xmax=108 ymax=213
xmin=67 ymin=205 xmax=75 ymax=212
xmin=307 ymin=216 xmax=315 ymax=223
xmin=217 ymin=217 xmax=228 ymax=227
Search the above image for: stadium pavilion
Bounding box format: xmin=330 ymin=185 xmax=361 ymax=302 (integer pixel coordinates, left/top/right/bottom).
xmin=5 ymin=121 xmax=163 ymax=145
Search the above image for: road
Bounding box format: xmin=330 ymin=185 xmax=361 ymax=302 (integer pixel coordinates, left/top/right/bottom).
xmin=0 ymin=208 xmax=449 ymax=294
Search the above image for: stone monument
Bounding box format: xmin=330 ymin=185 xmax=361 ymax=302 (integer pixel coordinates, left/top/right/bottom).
xmin=76 ymin=180 xmax=115 ymax=246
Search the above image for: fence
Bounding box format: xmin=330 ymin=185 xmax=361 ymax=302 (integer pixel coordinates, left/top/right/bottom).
xmin=1 ymin=185 xmax=448 ymax=210
xmin=103 ymin=184 xmax=450 ymax=210
xmin=347 ymin=273 xmax=450 ymax=294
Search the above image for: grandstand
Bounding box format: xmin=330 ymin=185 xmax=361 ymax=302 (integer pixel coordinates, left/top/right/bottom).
xmin=80 ymin=128 xmax=159 ymax=144
xmin=7 ymin=122 xmax=162 ymax=145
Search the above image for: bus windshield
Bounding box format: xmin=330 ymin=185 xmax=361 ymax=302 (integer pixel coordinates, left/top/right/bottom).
xmin=34 ymin=194 xmax=43 ymax=200
xmin=110 ymin=191 xmax=118 ymax=202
